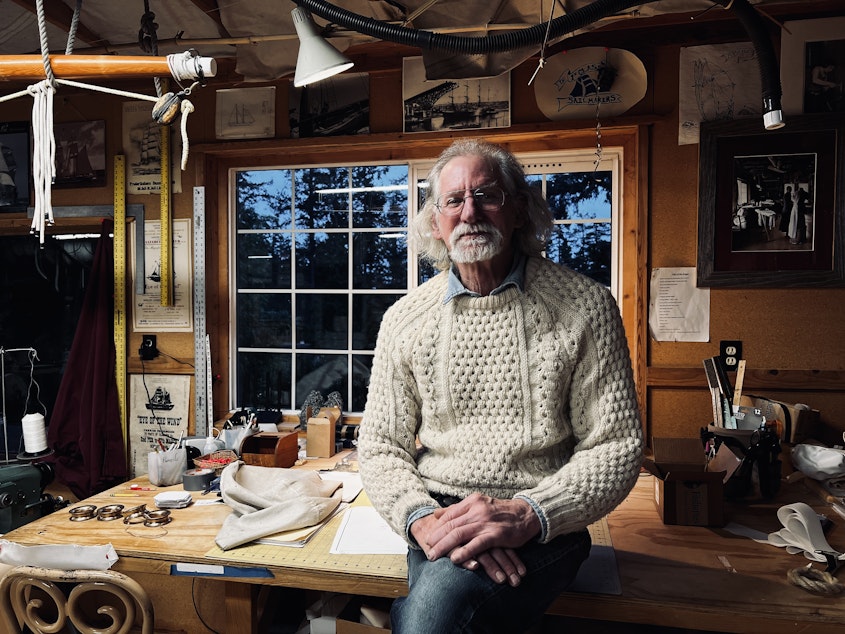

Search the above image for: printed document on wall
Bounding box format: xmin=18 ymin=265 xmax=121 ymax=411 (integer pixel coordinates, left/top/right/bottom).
xmin=649 ymin=267 xmax=709 ymax=342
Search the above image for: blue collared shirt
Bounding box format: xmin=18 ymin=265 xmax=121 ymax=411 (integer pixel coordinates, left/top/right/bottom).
xmin=442 ymin=252 xmax=527 ymax=303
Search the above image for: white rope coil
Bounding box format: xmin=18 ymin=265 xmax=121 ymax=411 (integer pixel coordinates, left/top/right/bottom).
xmin=167 ymin=51 xmax=213 ymax=82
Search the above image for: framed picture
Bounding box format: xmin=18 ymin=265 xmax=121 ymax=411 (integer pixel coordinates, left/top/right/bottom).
xmin=53 ymin=120 xmax=106 ymax=188
xmin=0 ymin=121 xmax=30 ymax=212
xmin=697 ymin=113 xmax=844 ymax=288
xmin=780 ymin=17 xmax=845 ymax=116
xmin=402 ymin=57 xmax=510 ymax=133
xmin=289 ymin=74 xmax=369 ymax=138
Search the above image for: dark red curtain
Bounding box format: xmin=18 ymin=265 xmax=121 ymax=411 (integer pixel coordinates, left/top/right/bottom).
xmin=47 ymin=219 xmax=127 ymax=498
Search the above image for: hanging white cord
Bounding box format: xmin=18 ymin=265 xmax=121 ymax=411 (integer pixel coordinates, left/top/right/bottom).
xmin=28 ymin=81 xmax=56 ymax=243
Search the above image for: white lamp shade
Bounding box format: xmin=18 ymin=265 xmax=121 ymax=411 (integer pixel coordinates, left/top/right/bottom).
xmin=292 ymin=7 xmax=354 ymax=87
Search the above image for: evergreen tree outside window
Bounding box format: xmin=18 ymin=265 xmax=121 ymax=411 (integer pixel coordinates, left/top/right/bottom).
xmin=233 ymin=149 xmax=621 ymax=413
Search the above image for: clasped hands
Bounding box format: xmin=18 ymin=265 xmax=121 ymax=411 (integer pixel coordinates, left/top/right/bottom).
xmin=410 ymin=493 xmax=541 ymax=587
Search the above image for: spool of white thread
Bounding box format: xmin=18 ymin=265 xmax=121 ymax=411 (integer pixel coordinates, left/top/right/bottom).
xmin=21 ymin=413 xmax=49 ymax=455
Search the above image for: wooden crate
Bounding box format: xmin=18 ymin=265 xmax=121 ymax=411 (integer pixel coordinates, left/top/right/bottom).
xmin=239 ymin=432 xmax=298 ymax=468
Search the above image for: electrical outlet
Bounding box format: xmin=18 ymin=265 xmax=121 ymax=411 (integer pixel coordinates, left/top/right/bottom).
xmin=719 ymin=340 xmax=742 ymax=372
xmin=139 ymin=335 xmax=158 ymax=360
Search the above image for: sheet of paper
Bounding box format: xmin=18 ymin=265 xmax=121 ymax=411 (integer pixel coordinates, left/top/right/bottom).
xmin=648 ymin=267 xmax=710 ymax=342
xmin=330 ymin=507 xmax=408 ymax=555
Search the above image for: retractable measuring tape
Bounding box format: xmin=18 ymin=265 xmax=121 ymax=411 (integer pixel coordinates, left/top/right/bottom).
xmin=113 ymin=155 xmax=128 ymax=448
xmin=193 ymin=186 xmax=211 ymax=437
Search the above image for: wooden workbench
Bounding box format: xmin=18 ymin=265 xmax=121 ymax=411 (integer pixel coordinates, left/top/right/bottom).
xmin=5 ymin=458 xmax=845 ymax=633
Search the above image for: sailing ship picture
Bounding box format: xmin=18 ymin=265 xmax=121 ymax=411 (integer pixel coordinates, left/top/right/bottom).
xmin=146 ymin=386 xmax=175 ymax=410
xmin=402 ymin=57 xmax=510 ymax=133
xmin=53 ymin=120 xmax=106 ymax=188
xmin=216 ymin=86 xmax=276 ymax=139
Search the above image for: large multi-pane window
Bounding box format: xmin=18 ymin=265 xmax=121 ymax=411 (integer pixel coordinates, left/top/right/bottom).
xmin=232 ymin=149 xmax=621 ymax=414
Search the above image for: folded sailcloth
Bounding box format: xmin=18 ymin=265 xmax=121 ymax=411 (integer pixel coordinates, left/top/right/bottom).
xmin=215 ymin=462 xmax=342 ymax=550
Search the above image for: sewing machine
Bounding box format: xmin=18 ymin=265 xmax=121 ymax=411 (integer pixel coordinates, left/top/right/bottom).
xmin=0 ymin=462 xmax=68 ymax=533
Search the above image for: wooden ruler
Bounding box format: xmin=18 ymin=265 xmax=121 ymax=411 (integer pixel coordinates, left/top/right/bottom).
xmin=113 ymin=155 xmax=128 ymax=448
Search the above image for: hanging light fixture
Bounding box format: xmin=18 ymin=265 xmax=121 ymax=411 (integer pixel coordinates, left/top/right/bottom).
xmin=291 ymin=7 xmax=353 ymax=87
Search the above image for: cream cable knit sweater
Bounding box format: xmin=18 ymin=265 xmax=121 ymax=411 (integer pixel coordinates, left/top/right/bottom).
xmin=358 ymin=256 xmax=643 ymax=544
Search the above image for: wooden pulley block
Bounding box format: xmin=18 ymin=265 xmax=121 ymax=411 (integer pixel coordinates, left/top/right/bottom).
xmin=152 ymin=92 xmax=181 ymax=125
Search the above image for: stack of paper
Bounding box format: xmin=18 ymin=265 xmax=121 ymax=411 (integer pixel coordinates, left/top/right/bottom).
xmin=154 ymin=491 xmax=193 ymax=509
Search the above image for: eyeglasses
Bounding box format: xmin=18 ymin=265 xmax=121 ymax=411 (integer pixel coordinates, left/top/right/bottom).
xmin=434 ymin=184 xmax=507 ymax=216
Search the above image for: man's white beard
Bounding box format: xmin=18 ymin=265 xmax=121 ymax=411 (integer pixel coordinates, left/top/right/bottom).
xmin=449 ymin=221 xmax=504 ymax=263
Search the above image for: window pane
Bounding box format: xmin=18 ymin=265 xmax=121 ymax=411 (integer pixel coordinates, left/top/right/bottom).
xmin=353 ymin=233 xmax=407 ymax=289
xmin=236 ymin=233 xmax=291 ymax=289
xmin=295 ymin=167 xmax=349 ymax=229
xmin=236 ymin=170 xmax=292 ymax=229
xmin=295 ymin=233 xmax=349 ymax=288
xmin=546 ymin=171 xmax=611 ymax=221
xmin=353 ymin=293 xmax=403 ymax=349
xmin=351 ymin=354 xmax=374 ymax=411
xmin=238 ymin=293 xmax=291 ymax=348
xmin=296 ymin=353 xmax=346 ymax=408
xmin=548 ymin=223 xmax=612 ymax=286
xmin=352 ymin=165 xmax=409 ymax=228
xmin=237 ymin=351 xmax=291 ymax=409
xmin=296 ymin=295 xmax=348 ymax=349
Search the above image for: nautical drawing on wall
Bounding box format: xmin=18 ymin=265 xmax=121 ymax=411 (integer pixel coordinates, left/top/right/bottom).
xmin=128 ymin=373 xmax=190 ymax=478
xmin=678 ymin=42 xmax=761 ymax=145
xmin=402 ymin=57 xmax=510 ymax=133
xmin=122 ymin=100 xmax=183 ymax=195
xmin=289 ymin=73 xmax=369 ymax=138
xmin=216 ymin=86 xmax=276 ymax=139
xmin=131 ymin=217 xmax=193 ymax=332
xmin=53 ymin=120 xmax=106 ymax=189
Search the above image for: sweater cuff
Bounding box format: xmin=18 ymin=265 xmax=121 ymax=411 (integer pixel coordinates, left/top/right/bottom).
xmin=514 ymin=494 xmax=548 ymax=542
xmin=405 ymin=505 xmax=437 ymax=549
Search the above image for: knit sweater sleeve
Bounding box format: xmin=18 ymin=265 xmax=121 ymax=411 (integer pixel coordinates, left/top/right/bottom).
xmin=516 ymin=264 xmax=643 ymax=541
xmin=357 ymin=277 xmax=444 ymax=542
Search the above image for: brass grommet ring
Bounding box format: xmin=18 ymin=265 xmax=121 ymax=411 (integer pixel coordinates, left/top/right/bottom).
xmin=68 ymin=504 xmax=97 ymax=521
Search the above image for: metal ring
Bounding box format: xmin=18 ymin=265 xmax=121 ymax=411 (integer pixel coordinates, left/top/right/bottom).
xmin=69 ymin=504 xmax=98 ymax=521
xmin=143 ymin=516 xmax=172 ymax=527
xmin=144 ymin=509 xmax=171 ymax=521
xmin=97 ymin=504 xmax=125 ymax=521
xmin=123 ymin=504 xmax=146 ymax=516
xmin=123 ymin=512 xmax=147 ymax=524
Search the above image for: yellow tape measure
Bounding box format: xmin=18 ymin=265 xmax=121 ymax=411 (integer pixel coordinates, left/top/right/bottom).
xmin=113 ymin=155 xmax=128 ymax=449
xmin=159 ymin=124 xmax=173 ymax=306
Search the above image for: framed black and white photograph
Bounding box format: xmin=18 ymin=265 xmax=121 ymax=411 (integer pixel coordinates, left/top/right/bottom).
xmin=0 ymin=121 xmax=29 ymax=212
xmin=697 ymin=114 xmax=845 ymax=288
xmin=289 ymin=73 xmax=369 ymax=138
xmin=402 ymin=57 xmax=510 ymax=133
xmin=781 ymin=17 xmax=845 ymax=116
xmin=53 ymin=120 xmax=106 ymax=188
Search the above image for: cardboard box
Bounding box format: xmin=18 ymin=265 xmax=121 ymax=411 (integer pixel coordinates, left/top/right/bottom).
xmin=336 ymin=598 xmax=392 ymax=634
xmin=643 ymin=438 xmax=725 ymax=526
xmin=306 ymin=417 xmax=336 ymax=458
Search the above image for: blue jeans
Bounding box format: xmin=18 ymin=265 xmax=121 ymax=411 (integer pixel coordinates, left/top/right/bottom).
xmin=391 ymin=529 xmax=591 ymax=634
